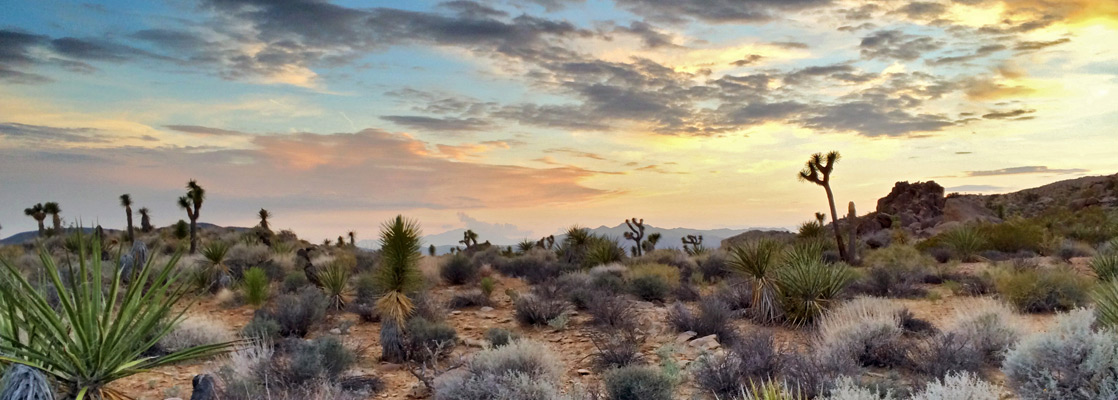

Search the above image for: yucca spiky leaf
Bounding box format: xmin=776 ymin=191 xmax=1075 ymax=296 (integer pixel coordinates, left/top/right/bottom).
xmin=775 ymin=242 xmax=853 ymax=327
xmin=1094 ymin=279 xmax=1118 ymax=329
xmin=320 ymin=261 xmax=351 ymax=310
xmin=729 ymin=239 xmax=785 ymax=324
xmin=1091 ymin=254 xmax=1118 ymax=281
xmin=375 ymin=215 xmax=422 ymax=325
xmin=0 ymin=229 xmax=236 ymax=400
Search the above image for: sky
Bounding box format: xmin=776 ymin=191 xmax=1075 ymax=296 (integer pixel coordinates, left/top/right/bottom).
xmin=1 ymin=0 xmax=1116 ymax=243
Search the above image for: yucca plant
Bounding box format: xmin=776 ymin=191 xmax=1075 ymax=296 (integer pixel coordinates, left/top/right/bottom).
xmin=1091 ymin=254 xmax=1118 ymax=281
xmin=738 ymin=379 xmax=805 ymax=400
xmin=943 ymin=226 xmax=986 ymax=262
xmin=775 ymin=242 xmax=854 ymax=327
xmin=375 ymin=215 xmax=423 ymax=362
xmin=320 ymin=261 xmax=351 ymax=310
xmin=242 ymin=267 xmax=270 ymax=307
xmin=586 ymin=237 xmax=625 ymax=267
xmin=729 ymin=239 xmax=785 ymax=324
xmin=0 ymin=231 xmax=234 ymax=399
xmin=1094 ymin=279 xmax=1118 ymax=329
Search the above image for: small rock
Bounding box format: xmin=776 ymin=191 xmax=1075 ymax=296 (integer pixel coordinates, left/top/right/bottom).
xmin=451 ymin=310 xmax=462 ymax=315
xmin=675 ymin=331 xmax=697 ymax=344
xmin=690 ymin=334 xmax=720 ymax=350
xmin=577 ymin=368 xmax=592 ymax=376
xmin=480 ymin=306 xmax=495 ymax=312
xmin=329 ymin=328 xmax=342 ymax=335
xmin=462 ymin=338 xmax=487 ymax=348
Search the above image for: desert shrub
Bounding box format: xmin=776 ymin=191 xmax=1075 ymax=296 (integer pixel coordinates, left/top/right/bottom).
xmin=352 ymin=272 xmax=379 ymax=304
xmin=485 ymin=328 xmax=518 ymax=348
xmin=667 ymin=297 xmax=736 ymax=343
xmin=850 ymin=266 xmax=926 ymax=298
xmin=242 ymin=267 xmax=270 ymax=307
xmin=156 ymin=316 xmax=234 ymax=355
xmin=994 ymin=266 xmax=1092 ymax=313
xmin=1091 ymin=254 xmax=1118 ymax=281
xmin=480 ymin=277 xmax=496 ymax=297
xmin=592 ymin=331 xmax=644 ymax=370
xmin=263 ymin=336 xmax=358 ymax=390
xmin=980 ymin=219 xmax=1048 ymax=254
xmin=817 ymin=297 xmax=909 ymax=368
xmin=433 ymin=340 xmax=565 ymax=400
xmin=587 ymin=237 xmax=626 ymax=267
xmin=448 ymin=290 xmax=492 ymax=309
xmin=1058 ymin=240 xmax=1096 ymax=261
xmin=717 ymin=280 xmax=753 ymax=317
xmin=349 ymin=302 xmax=379 ymax=323
xmin=242 ymin=314 xmax=281 ymax=340
xmin=515 ymin=294 xmax=569 ymax=326
xmin=603 ymin=365 xmax=674 ymax=400
xmin=910 ymin=332 xmax=982 ymax=380
xmin=825 ymin=377 xmax=891 ymax=400
xmin=729 ymin=239 xmax=785 ymax=324
xmin=441 ymin=254 xmax=479 ymax=285
xmin=943 ymin=298 xmax=1022 ymax=365
xmin=282 ymin=270 xmax=309 ymax=293
xmin=1003 ymin=309 xmax=1118 ymax=400
xmin=776 ymin=243 xmax=854 ymax=326
xmin=587 ymin=293 xmax=637 ymax=331
xmin=498 ymin=249 xmax=564 ymax=284
xmin=692 ymin=330 xmax=780 ymax=399
xmin=910 ymin=372 xmax=999 ymax=400
xmin=626 ymin=263 xmax=679 ymax=287
xmin=556 ymin=272 xmax=596 ymax=309
xmin=410 ymin=291 xmax=446 ymax=323
xmin=697 ymin=251 xmax=732 ymax=282
xmin=941 ymin=226 xmax=986 ymax=262
xmin=405 ymin=317 xmax=457 ymax=363
xmin=268 ymin=286 xmax=328 ymax=337
xmin=628 ymin=274 xmax=673 ymax=302
xmin=780 ymin=350 xmax=857 ymax=399
xmin=943 ymin=272 xmax=995 ymax=296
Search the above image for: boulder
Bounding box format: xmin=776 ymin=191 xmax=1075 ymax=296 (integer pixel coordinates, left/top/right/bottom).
xmin=876 ymin=181 xmax=946 ymax=228
xmin=942 ymin=197 xmax=1000 ymax=225
xmin=189 ymin=374 xmax=217 ymax=400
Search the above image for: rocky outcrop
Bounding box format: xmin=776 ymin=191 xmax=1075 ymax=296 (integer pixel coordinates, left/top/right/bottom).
xmin=942 ymin=197 xmax=1001 ymax=225
xmin=876 ymin=181 xmax=946 ymax=229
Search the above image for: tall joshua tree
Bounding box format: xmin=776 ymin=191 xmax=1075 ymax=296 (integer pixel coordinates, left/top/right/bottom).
xmin=459 ymin=229 xmax=478 ymax=250
xmin=42 ymin=202 xmax=61 ymax=236
xmin=348 ymin=230 xmax=356 ymax=247
xmin=375 ymin=215 xmax=423 ymax=362
xmin=120 ymin=194 xmax=134 ymax=242
xmin=177 ymin=180 xmax=205 ymax=254
xmin=139 ymin=207 xmax=153 ymax=233
xmin=258 ymin=208 xmax=271 ymax=232
xmin=623 ymin=217 xmax=646 ymax=257
xmin=643 ymin=232 xmax=662 ymax=253
xmin=24 ymin=203 xmax=46 ymax=237
xmin=798 ymin=151 xmax=849 ymax=263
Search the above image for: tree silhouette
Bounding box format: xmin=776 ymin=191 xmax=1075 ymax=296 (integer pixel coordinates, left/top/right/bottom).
xmin=177 ymin=180 xmax=205 ymax=254
xmin=120 ymin=194 xmax=134 ymax=242
xmin=23 ymin=203 xmax=46 ymax=237
xmin=798 ymin=151 xmax=849 ymax=263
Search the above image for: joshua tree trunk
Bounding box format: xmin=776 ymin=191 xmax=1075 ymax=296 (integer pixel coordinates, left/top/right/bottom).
xmin=51 ymin=215 xmax=60 ymax=235
xmin=36 ymin=219 xmax=45 ymax=237
xmin=847 ymin=202 xmax=858 ymax=265
xmin=125 ymin=206 xmax=134 ymax=243
xmin=824 ymin=184 xmax=849 ymax=263
xmin=189 ymin=218 xmax=198 ymax=254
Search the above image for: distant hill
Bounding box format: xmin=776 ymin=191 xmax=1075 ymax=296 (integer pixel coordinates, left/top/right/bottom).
xmin=0 ymin=222 xmax=237 ymax=245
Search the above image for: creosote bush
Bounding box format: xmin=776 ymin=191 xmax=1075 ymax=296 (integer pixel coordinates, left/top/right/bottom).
xmin=432 ymin=340 xmax=565 ymax=400
xmin=994 ymin=266 xmax=1092 ymax=313
xmin=263 ymin=286 xmax=328 ymax=337
xmin=603 ymin=365 xmax=674 ymax=400
xmin=485 ymin=328 xmax=518 ymax=348
xmin=405 ymin=317 xmax=457 ymax=363
xmin=692 ymin=330 xmax=780 ymax=399
xmin=667 ymin=297 xmax=736 ymax=343
xmin=515 ymin=294 xmax=570 ymax=326
xmin=817 ymin=297 xmax=910 ymax=369
xmin=440 ymin=254 xmax=479 ymax=285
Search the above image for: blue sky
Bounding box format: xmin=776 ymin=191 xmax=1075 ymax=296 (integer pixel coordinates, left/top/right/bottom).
xmin=1 ymin=0 xmax=1116 ymax=242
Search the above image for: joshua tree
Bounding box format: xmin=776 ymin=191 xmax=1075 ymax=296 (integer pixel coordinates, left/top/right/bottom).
xmin=23 ymin=203 xmax=46 ymax=237
xmin=682 ymin=234 xmax=705 ymax=256
xmin=798 ymin=151 xmax=849 ymax=263
xmin=459 ymin=229 xmax=478 ymax=250
xmin=623 ymin=217 xmax=646 ymax=257
xmin=139 ymin=207 xmax=153 ymax=233
xmin=537 ymin=235 xmax=555 ymax=250
xmin=258 ymin=208 xmax=271 ymax=232
xmin=43 ymin=202 xmax=62 ymax=236
xmin=177 ymin=180 xmax=205 ymax=254
xmin=348 ymin=230 xmax=356 ymax=247
xmin=120 ymin=194 xmax=134 ymax=243
xmin=643 ymin=232 xmax=662 ymax=253
xmin=428 ymin=244 xmax=436 ymax=256
xmin=337 ymin=236 xmax=346 ymax=247
xmin=375 ymin=215 xmax=423 ymax=362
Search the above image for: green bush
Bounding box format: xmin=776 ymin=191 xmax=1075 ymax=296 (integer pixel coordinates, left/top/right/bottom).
xmin=353 ymin=272 xmax=379 ymax=303
xmin=282 ymin=269 xmax=309 ymax=293
xmin=485 ymin=328 xmax=519 ymax=347
xmin=628 ymin=274 xmax=673 ymax=302
xmin=942 ymin=226 xmax=986 ymax=262
xmin=603 ymin=365 xmax=674 ymax=400
xmin=440 ymin=254 xmax=479 ymax=285
xmin=242 ymin=315 xmax=281 ymax=340
xmin=406 ymin=317 xmax=457 ymax=362
xmin=242 ymin=267 xmax=270 ymax=307
xmin=979 ymin=219 xmax=1047 ymax=254
xmin=268 ymin=286 xmax=328 ymax=337
xmin=994 ymin=267 xmax=1092 ymax=313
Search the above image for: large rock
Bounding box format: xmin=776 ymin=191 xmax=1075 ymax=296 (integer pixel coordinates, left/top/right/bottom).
xmin=877 ymin=181 xmax=946 ymax=224
xmin=942 ymin=197 xmax=1001 ymax=225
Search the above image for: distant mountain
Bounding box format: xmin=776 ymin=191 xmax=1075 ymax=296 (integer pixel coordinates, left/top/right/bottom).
xmin=574 ymin=223 xmax=788 ymax=251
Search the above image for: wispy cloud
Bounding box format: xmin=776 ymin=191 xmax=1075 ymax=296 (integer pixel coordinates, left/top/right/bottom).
xmin=964 ymin=166 xmax=1089 ymax=177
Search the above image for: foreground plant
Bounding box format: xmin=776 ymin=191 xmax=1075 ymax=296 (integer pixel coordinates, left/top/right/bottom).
xmin=375 ymin=215 xmax=423 ymax=362
xmin=729 ymin=239 xmax=785 ymax=324
xmin=776 ymin=242 xmax=853 ymax=326
xmin=0 ymin=232 xmax=234 ymax=400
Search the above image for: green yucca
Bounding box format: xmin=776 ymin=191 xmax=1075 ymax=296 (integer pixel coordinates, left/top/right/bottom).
xmin=943 ymin=226 xmax=987 ymax=262
xmin=1094 ymin=279 xmax=1118 ymax=329
xmin=737 ymin=380 xmax=805 ymax=400
xmin=271 ymin=240 xmax=295 ymax=255
xmin=320 ymin=261 xmax=352 ymax=310
xmin=0 ymin=230 xmax=234 ymax=400
xmin=517 ymin=239 xmax=536 ymax=254
xmin=242 ymin=267 xmax=270 ymax=307
xmin=586 ymin=237 xmax=625 ymax=267
xmin=729 ymin=239 xmax=785 ymax=324
xmin=375 ymin=215 xmax=423 ymax=326
xmin=775 ymin=243 xmax=854 ymax=327
xmin=201 ymin=240 xmax=231 ymax=275
xmin=1091 ymin=254 xmax=1118 ymax=281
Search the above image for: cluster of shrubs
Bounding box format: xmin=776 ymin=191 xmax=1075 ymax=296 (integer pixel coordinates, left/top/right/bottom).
xmin=214 ymin=336 xmax=380 ymax=400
